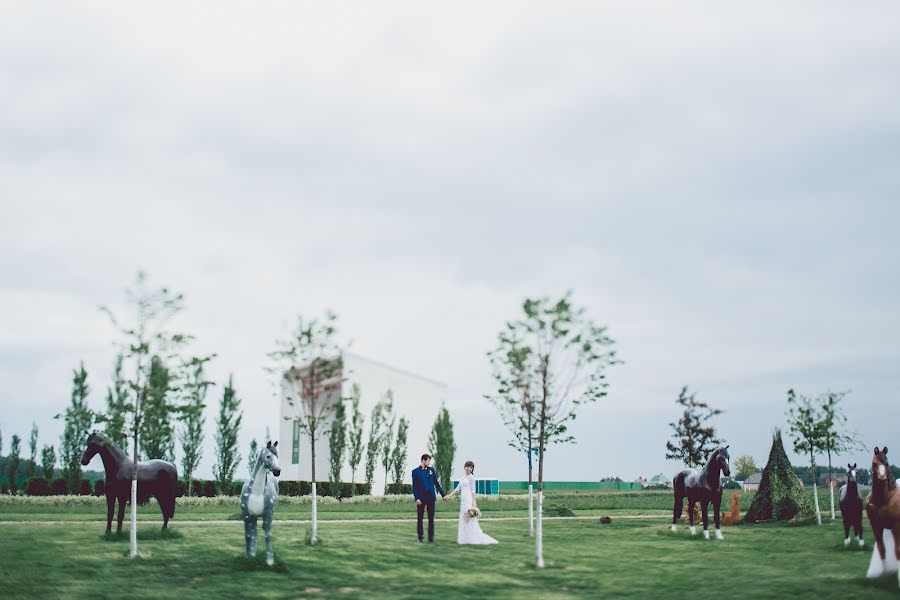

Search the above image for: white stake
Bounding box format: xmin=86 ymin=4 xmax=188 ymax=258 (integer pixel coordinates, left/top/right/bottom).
xmin=535 ymin=489 xmax=544 ymax=568
xmin=528 ymin=483 xmax=534 ymax=537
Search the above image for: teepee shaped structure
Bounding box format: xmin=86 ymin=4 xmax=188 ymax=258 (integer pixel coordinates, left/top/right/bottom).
xmin=745 ymin=429 xmax=812 ymax=523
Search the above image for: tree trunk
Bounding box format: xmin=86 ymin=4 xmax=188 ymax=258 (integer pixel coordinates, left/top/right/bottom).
xmin=811 ymin=453 xmax=821 ymax=525
xmin=827 ymin=448 xmax=835 ymax=520
xmin=130 ymin=426 xmax=139 ymax=557
xmin=310 ymin=432 xmax=318 ymax=545
xmin=535 ymin=380 xmax=547 ymax=569
xmin=528 ymin=457 xmax=534 ymax=537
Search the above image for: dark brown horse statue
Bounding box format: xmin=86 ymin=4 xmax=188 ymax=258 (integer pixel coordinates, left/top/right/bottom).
xmin=839 ymin=463 xmax=864 ymax=548
xmin=671 ymin=446 xmax=731 ymax=540
xmin=865 ymin=446 xmax=900 ymax=585
xmin=81 ymin=431 xmax=178 ymax=533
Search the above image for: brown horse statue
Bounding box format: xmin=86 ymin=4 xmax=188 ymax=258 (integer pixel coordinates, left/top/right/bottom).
xmin=722 ymin=492 xmax=741 ymax=526
xmin=865 ymin=446 xmax=900 ymax=585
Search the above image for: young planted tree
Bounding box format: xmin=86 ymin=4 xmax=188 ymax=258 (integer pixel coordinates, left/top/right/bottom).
xmin=141 ymin=355 xmax=175 ymax=461
xmin=819 ymin=390 xmax=857 ymax=520
xmin=6 ymin=435 xmax=21 ymax=494
xmin=41 ymin=445 xmax=56 ymax=481
xmin=59 ymin=363 xmax=94 ymax=495
xmin=328 ymin=395 xmax=347 ymax=498
xmin=786 ymin=388 xmax=827 ymax=525
xmin=178 ymin=356 xmax=213 ymax=495
xmin=101 ymin=271 xmax=191 ymax=558
xmin=379 ymin=408 xmax=397 ymax=494
xmin=346 ymin=384 xmax=365 ymax=491
xmin=665 ymin=386 xmax=725 ymax=468
xmin=0 ymin=425 xmax=3 ymax=457
xmin=498 ymin=293 xmax=620 ymax=568
xmin=102 ymin=355 xmax=130 ymax=449
xmin=213 ymin=375 xmax=242 ymax=493
xmin=364 ymin=397 xmax=389 ymax=492
xmin=428 ymin=405 xmax=456 ymax=495
xmin=734 ymin=455 xmax=758 ymax=480
xmin=487 ymin=331 xmax=539 ymax=535
xmin=267 ymin=311 xmax=345 ymax=545
xmin=26 ymin=423 xmax=38 ymax=481
xmin=391 ymin=417 xmax=409 ymax=489
xmin=247 ymin=439 xmax=259 ymax=477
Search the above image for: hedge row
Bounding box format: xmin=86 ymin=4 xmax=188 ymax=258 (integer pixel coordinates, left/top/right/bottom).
xmin=12 ymin=477 xmax=406 ymax=498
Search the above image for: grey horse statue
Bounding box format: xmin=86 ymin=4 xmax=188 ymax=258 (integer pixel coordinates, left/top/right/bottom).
xmin=240 ymin=440 xmax=281 ymax=565
xmin=671 ymin=445 xmax=731 ymax=540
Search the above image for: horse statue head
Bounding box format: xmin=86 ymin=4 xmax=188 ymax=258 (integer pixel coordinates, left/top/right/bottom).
xmin=81 ymin=431 xmax=111 ymax=466
xmin=847 ymin=463 xmax=858 ymax=485
xmin=711 ymin=445 xmax=731 ymax=477
xmin=872 ymin=446 xmax=892 ymax=486
xmin=262 ymin=440 xmax=281 ymax=477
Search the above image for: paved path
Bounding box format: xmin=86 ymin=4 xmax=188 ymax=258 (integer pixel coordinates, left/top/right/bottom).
xmin=0 ymin=514 xmax=667 ymax=526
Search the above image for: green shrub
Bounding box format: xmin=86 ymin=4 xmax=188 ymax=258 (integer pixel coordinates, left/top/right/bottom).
xmin=93 ymin=479 xmax=105 ymax=496
xmin=543 ymin=504 xmax=576 ymax=517
xmin=1 ymin=483 xmax=8 ymax=495
xmin=386 ymin=483 xmax=413 ymax=495
xmin=722 ymin=477 xmax=742 ymax=490
xmin=25 ymin=477 xmax=50 ymax=496
xmin=78 ymin=480 xmax=92 ymax=495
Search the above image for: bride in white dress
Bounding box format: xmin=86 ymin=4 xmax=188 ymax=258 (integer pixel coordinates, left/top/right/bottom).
xmin=446 ymin=460 xmax=498 ymax=545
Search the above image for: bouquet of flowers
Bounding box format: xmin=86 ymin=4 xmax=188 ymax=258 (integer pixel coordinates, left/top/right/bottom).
xmin=466 ymin=506 xmax=481 ymax=519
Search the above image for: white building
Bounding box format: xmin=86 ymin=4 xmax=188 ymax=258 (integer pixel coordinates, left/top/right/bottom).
xmin=278 ymin=353 xmax=448 ymax=493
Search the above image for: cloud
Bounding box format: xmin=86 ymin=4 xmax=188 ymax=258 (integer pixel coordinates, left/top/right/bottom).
xmin=1 ymin=2 xmax=899 ymax=480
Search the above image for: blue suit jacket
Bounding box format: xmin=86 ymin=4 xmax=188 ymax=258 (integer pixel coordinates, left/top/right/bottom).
xmin=411 ymin=466 xmax=445 ymax=504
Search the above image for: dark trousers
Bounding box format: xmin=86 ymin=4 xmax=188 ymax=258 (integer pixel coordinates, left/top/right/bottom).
xmin=417 ymin=501 xmax=436 ymax=541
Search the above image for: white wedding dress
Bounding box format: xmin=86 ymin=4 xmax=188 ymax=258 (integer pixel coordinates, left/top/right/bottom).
xmin=455 ymin=474 xmax=498 ymax=545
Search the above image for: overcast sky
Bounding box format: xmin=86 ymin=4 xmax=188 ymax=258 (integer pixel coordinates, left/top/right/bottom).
xmin=2 ymin=2 xmax=899 ymax=483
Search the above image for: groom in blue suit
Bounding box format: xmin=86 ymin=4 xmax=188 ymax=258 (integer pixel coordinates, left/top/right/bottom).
xmin=412 ymin=453 xmax=446 ymax=542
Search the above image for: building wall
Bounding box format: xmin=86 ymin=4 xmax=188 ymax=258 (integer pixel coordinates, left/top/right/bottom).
xmin=278 ymin=353 xmax=448 ymax=494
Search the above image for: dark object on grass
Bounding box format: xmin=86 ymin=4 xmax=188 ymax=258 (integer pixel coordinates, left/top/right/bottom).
xmin=671 ymin=445 xmax=731 ymax=540
xmin=50 ymin=478 xmax=68 ymax=495
xmin=80 ymin=431 xmax=178 ymax=533
xmin=599 ymin=516 xmax=612 ymax=524
xmin=745 ymin=430 xmax=811 ymax=523
xmin=25 ymin=477 xmax=50 ymax=496
xmin=840 ymin=463 xmax=864 ymax=548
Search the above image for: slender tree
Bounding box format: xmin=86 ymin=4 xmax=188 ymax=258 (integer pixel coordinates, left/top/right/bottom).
xmin=26 ymin=423 xmax=38 ymax=481
xmin=391 ymin=417 xmax=409 ymax=488
xmin=364 ymin=397 xmax=388 ymax=492
xmin=41 ymin=444 xmax=56 ymax=481
xmin=101 ymin=354 xmax=130 ymax=449
xmin=487 ymin=331 xmax=539 ymax=535
xmin=734 ymin=455 xmax=758 ymax=480
xmin=141 ymin=355 xmax=175 ymax=461
xmin=0 ymin=425 xmax=3 ymax=457
xmin=59 ymin=363 xmax=94 ymax=494
xmin=665 ymin=386 xmax=725 ymax=468
xmin=328 ymin=395 xmax=347 ymax=498
xmin=178 ymin=356 xmax=213 ymax=495
xmin=498 ymin=293 xmax=620 ymax=568
xmin=380 ymin=393 xmax=396 ymax=494
xmin=428 ymin=405 xmax=456 ymax=494
xmin=6 ymin=435 xmax=21 ymax=494
xmin=346 ymin=384 xmax=365 ymax=491
xmin=213 ymin=375 xmax=242 ymax=493
xmin=101 ymin=271 xmax=191 ymax=557
xmin=786 ymin=388 xmax=827 ymax=525
xmin=819 ymin=390 xmax=858 ymax=520
xmin=247 ymin=439 xmax=259 ymax=477
xmin=267 ymin=311 xmax=346 ymax=545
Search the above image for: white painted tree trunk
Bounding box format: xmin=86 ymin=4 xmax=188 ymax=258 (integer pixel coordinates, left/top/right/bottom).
xmin=535 ymin=490 xmax=544 ymax=568
xmin=813 ymin=483 xmax=822 ymax=525
xmin=528 ymin=484 xmax=534 ymax=537
xmin=829 ymin=483 xmax=835 ymax=520
xmin=129 ymin=479 xmax=138 ymax=557
xmin=311 ymin=481 xmax=318 ymax=544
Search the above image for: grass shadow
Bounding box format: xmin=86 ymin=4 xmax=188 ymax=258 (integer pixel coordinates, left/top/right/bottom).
xmin=232 ymin=553 xmax=289 ymax=574
xmin=101 ymin=528 xmax=184 ymax=542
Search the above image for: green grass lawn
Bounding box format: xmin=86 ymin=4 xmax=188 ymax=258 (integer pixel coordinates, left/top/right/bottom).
xmin=1 ymin=508 xmax=897 ymax=599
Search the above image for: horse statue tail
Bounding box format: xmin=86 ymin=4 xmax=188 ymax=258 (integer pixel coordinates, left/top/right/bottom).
xmin=672 ymin=471 xmax=687 ymax=526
